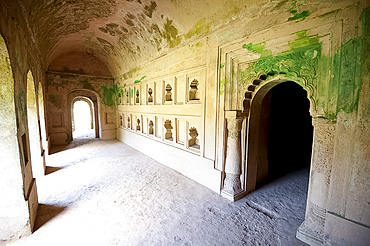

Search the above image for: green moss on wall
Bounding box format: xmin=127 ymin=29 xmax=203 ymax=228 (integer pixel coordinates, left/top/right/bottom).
xmin=334 ymin=8 xmax=368 ymax=116
xmin=101 ymin=85 xmax=115 ymax=107
xmin=219 ymin=79 xmax=225 ymax=95
xmin=134 ymin=75 xmax=146 ymax=84
xmin=184 ymin=18 xmax=211 ymax=40
xmin=288 ymin=2 xmax=311 ymax=22
xmin=163 ymin=18 xmax=182 ymax=48
xmin=235 ymin=8 xmax=369 ymax=119
xmin=122 ymin=67 xmax=141 ymax=80
xmin=242 ymin=42 xmax=272 ymax=57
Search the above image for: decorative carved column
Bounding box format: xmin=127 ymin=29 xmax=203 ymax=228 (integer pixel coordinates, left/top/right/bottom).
xmin=297 ymin=117 xmax=337 ymax=245
xmin=221 ymin=111 xmax=246 ymax=201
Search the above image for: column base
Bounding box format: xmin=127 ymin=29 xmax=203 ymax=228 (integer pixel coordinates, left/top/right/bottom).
xmin=296 ymin=222 xmax=324 ymax=246
xmin=296 ymin=202 xmax=326 ymax=246
xmin=221 ymin=189 xmax=246 ymax=202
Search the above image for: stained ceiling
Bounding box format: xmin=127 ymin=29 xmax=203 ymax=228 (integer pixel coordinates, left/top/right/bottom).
xmin=15 ymin=0 xmax=295 ymax=77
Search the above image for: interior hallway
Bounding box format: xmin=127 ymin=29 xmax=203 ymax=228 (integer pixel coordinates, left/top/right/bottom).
xmin=6 ymin=139 xmax=308 ymax=246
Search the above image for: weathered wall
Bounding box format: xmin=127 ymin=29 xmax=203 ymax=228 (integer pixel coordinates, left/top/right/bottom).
xmin=46 ymin=72 xmax=115 ymax=145
xmin=114 ymin=1 xmax=370 ymax=245
xmin=115 ymin=36 xmax=221 ymax=192
xmin=0 ymin=0 xmax=48 ymax=240
xmin=0 ymin=0 xmax=369 ymax=245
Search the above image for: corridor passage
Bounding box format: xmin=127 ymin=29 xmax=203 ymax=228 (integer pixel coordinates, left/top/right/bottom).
xmin=7 ymin=139 xmax=308 ymax=246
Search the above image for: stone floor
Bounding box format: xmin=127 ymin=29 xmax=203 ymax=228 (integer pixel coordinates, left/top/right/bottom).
xmin=7 ymin=138 xmax=308 ymax=246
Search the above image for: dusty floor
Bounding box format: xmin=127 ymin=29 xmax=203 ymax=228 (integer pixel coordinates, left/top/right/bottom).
xmin=7 ymin=138 xmax=308 ymax=246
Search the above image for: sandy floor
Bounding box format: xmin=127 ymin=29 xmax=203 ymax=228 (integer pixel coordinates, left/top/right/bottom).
xmin=7 ymin=138 xmax=308 ymax=246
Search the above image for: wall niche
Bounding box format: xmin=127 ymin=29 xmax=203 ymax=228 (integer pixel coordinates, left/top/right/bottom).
xmin=136 ymin=90 xmax=140 ymax=104
xmin=189 ymin=79 xmax=200 ymax=101
xmin=118 ymin=93 xmax=122 ymax=105
xmin=136 ymin=118 xmax=141 ymax=131
xmin=164 ymin=119 xmax=173 ymax=141
xmin=165 ymin=84 xmax=172 ymax=102
xmin=189 ymin=127 xmax=200 ymax=149
xmin=126 ymin=91 xmax=130 ymax=104
xmin=149 ymin=120 xmax=154 ymax=135
xmin=148 ymin=88 xmax=153 ymax=103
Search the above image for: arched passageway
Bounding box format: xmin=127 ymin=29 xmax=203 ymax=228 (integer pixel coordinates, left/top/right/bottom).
xmin=38 ymin=82 xmax=48 ymax=156
xmin=246 ymin=80 xmax=313 ymax=190
xmin=27 ymin=71 xmax=43 ymax=178
xmin=266 ymin=81 xmax=313 ymax=184
xmin=72 ymin=98 xmax=95 ymax=139
xmin=67 ymin=90 xmax=100 ymax=142
xmin=0 ymin=34 xmax=33 ymax=239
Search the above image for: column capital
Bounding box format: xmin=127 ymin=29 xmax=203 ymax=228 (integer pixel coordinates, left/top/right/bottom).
xmin=225 ymin=110 xmax=244 ymax=119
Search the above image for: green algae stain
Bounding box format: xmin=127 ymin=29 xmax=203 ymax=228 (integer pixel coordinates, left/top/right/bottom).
xmin=242 ymin=42 xmax=272 ymax=57
xmin=101 ymin=86 xmax=115 ymax=107
xmin=134 ymin=75 xmax=146 ymax=84
xmin=327 ymin=7 xmax=369 ymax=118
xmin=219 ymin=79 xmax=225 ymax=95
xmin=287 ymin=30 xmax=325 ymax=51
xmin=184 ymin=18 xmax=211 ymax=39
xmin=163 ymin=18 xmax=182 ymax=48
xmin=220 ymin=63 xmax=225 ymax=69
xmin=122 ymin=67 xmax=141 ymax=80
xmin=288 ymin=2 xmax=311 ymax=22
xmin=195 ymin=42 xmax=203 ymax=48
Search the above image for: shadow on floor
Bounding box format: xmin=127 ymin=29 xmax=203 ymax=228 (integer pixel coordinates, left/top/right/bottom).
xmin=49 ymin=138 xmax=98 ymax=155
xmin=34 ymin=204 xmax=67 ymax=231
xmin=45 ymin=166 xmax=64 ymax=175
xmin=48 ymin=144 xmax=69 ymax=155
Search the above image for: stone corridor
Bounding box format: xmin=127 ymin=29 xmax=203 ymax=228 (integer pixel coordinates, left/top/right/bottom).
xmin=6 ymin=139 xmax=308 ymax=246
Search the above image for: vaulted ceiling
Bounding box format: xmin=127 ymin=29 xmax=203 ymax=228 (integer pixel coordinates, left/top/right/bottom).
xmin=15 ymin=0 xmax=297 ymax=77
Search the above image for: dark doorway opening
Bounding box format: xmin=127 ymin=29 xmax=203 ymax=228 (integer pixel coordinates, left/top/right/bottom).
xmin=256 ymin=81 xmax=313 ymax=188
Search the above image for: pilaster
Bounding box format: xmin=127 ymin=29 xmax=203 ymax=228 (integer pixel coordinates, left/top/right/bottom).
xmin=221 ymin=111 xmax=246 ymax=201
xmin=297 ymin=117 xmax=337 ymax=245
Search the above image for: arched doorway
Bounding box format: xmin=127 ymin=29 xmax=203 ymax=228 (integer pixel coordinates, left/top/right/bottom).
xmin=72 ymin=97 xmax=95 ymax=139
xmin=38 ymin=82 xmax=47 ymax=174
xmin=246 ymin=80 xmax=313 ymax=191
xmin=0 ymin=34 xmax=33 ymax=239
xmin=27 ymin=71 xmax=43 ymax=178
xmin=67 ymin=89 xmax=100 ymax=142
